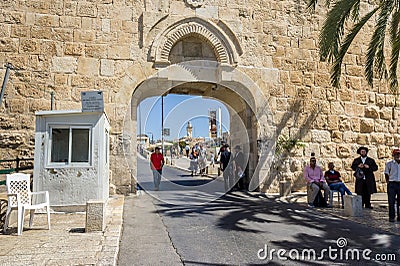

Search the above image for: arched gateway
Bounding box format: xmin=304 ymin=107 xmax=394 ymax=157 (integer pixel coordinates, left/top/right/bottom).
xmin=118 ymin=16 xmax=279 ymax=194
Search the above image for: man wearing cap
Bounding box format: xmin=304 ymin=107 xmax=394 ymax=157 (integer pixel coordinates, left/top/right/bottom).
xmin=150 ymin=147 xmax=164 ymax=191
xmin=384 ymin=149 xmax=400 ymax=222
xmin=304 ymin=155 xmax=330 ymax=207
xmin=351 ymin=147 xmax=378 ymax=209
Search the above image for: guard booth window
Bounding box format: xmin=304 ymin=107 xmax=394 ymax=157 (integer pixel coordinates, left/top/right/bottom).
xmin=49 ymin=126 xmax=91 ymax=165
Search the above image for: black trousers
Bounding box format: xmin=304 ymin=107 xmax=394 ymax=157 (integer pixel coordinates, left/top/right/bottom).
xmin=361 ymin=181 xmax=371 ymax=207
xmin=388 ymin=182 xmax=400 ymax=219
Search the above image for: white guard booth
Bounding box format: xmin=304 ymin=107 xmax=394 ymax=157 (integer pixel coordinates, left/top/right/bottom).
xmin=33 ymin=110 xmax=110 ymax=211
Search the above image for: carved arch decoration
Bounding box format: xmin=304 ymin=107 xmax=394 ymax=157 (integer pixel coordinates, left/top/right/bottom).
xmin=150 ymin=17 xmax=242 ymax=68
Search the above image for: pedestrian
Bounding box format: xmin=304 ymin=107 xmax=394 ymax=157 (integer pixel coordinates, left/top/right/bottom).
xmin=150 ymin=147 xmax=164 ymax=191
xmin=198 ymin=145 xmax=207 ymax=176
xmin=324 ymin=162 xmax=352 ymax=208
xmin=304 ymin=154 xmax=330 ymax=208
xmin=189 ymin=148 xmax=199 ymax=176
xmin=384 ymin=149 xmax=400 ymax=222
xmin=351 ymin=146 xmax=378 ymax=209
xmin=185 ymin=145 xmax=190 ymax=157
xmin=220 ymin=144 xmax=232 ymax=191
xmin=233 ymin=145 xmax=246 ymax=190
xmin=210 ymin=152 xmax=215 ymax=168
xmin=217 ymin=141 xmax=226 ymax=162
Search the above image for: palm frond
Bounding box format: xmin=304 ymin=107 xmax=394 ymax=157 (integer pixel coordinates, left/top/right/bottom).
xmin=307 ymin=0 xmax=319 ymax=11
xmin=319 ymin=0 xmax=361 ymax=62
xmin=389 ymin=10 xmax=400 ymax=92
xmin=350 ymin=0 xmax=360 ymax=21
xmin=366 ymin=1 xmax=394 ymax=86
xmin=390 ymin=9 xmax=400 ymax=41
xmin=307 ymin=0 xmax=332 ymax=11
xmin=331 ymin=7 xmax=379 ymax=88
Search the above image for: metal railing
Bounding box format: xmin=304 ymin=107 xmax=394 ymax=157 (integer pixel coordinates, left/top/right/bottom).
xmin=0 ymin=158 xmax=34 ymax=185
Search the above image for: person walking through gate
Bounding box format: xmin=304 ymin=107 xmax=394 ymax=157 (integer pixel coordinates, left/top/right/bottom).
xmin=198 ymin=144 xmax=207 ymax=176
xmin=351 ymin=146 xmax=378 ymax=209
xmin=189 ymin=148 xmax=199 ymax=176
xmin=220 ymin=144 xmax=232 ymax=191
xmin=384 ymin=149 xmax=400 ymax=222
xmin=150 ymin=147 xmax=164 ymax=191
xmin=210 ymin=152 xmax=215 ymax=168
xmin=185 ymin=145 xmax=190 ymax=157
xmin=233 ymin=145 xmax=246 ymax=190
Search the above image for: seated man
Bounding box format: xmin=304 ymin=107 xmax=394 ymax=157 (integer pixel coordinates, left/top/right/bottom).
xmin=324 ymin=162 xmax=352 ymax=208
xmin=304 ymin=155 xmax=330 ymax=207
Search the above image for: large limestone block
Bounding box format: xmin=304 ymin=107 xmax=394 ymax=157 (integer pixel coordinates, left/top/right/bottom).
xmin=365 ymin=106 xmax=379 ymax=119
xmin=78 ymin=57 xmax=99 ymax=76
xmin=344 ymin=195 xmax=362 ymax=216
xmin=86 ymin=200 xmax=106 ymax=232
xmin=360 ymin=119 xmax=374 ymax=133
xmin=77 ymin=3 xmax=98 ymax=18
xmin=51 ymin=56 xmax=77 ymax=73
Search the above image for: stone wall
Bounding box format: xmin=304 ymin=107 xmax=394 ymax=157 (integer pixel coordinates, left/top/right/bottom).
xmin=0 ymin=0 xmax=398 ymax=193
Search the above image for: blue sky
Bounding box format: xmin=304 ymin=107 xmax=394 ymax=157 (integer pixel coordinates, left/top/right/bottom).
xmin=137 ymin=94 xmax=230 ymax=141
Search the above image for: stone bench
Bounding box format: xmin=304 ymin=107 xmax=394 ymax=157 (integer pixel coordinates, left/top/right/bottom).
xmin=344 ymin=195 xmax=362 ymax=216
xmin=85 ymin=200 xmax=106 ymax=232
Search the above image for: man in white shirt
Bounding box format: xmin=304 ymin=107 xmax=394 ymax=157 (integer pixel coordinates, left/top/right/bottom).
xmin=384 ymin=149 xmax=400 ymax=222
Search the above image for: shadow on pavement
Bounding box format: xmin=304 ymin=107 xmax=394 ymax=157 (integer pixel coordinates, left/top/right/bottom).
xmin=155 ymin=192 xmax=400 ymax=265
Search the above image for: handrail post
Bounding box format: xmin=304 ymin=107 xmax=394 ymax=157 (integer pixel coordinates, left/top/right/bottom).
xmin=50 ymin=91 xmax=55 ymax=110
xmin=16 ymin=157 xmax=20 ymax=172
xmin=0 ymin=63 xmax=14 ymax=108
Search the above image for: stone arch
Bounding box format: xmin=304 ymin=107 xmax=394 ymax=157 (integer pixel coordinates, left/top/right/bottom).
xmin=150 ymin=17 xmax=242 ymax=68
xmin=125 ymin=61 xmax=278 ymax=195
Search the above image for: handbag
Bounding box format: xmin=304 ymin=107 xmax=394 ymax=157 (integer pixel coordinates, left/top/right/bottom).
xmin=354 ymin=168 xmax=365 ymax=180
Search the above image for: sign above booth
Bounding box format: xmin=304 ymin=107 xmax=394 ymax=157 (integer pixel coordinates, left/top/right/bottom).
xmin=81 ymin=91 xmax=104 ymax=112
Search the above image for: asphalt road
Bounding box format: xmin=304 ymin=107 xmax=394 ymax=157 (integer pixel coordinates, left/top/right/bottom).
xmin=119 ymin=157 xmax=400 ymax=265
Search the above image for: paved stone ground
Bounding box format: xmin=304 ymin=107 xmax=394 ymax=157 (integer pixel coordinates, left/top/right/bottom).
xmin=0 ymin=158 xmax=398 ymax=266
xmin=118 ymin=192 xmax=183 ymax=265
xmin=0 ymin=195 xmax=123 ymax=266
xmin=172 ymin=157 xmax=400 ymax=236
xmin=281 ymin=192 xmax=400 ymax=236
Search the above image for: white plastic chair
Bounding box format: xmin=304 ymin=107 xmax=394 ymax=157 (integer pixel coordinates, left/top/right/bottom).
xmin=3 ymin=173 xmax=50 ymax=235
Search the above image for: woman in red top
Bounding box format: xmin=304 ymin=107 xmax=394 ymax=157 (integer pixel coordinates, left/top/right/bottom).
xmin=324 ymin=162 xmax=352 ymax=207
xmin=150 ymin=147 xmax=164 ymax=190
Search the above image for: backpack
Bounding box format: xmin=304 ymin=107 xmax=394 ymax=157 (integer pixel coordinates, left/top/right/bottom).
xmin=313 ymin=190 xmax=328 ymax=207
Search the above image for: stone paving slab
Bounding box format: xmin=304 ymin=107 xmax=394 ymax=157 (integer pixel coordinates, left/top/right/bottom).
xmin=117 ymin=192 xmax=183 ymax=266
xmin=0 ymin=195 xmax=123 ymax=266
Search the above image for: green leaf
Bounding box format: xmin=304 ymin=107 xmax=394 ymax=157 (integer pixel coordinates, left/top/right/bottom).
xmin=331 ymin=7 xmax=379 ymax=88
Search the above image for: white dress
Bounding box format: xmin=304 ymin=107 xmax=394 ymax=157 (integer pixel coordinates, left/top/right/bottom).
xmin=188 ymin=153 xmax=198 ymax=172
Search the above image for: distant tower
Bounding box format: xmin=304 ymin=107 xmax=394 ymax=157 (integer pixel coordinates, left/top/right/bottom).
xmin=186 ymin=121 xmax=193 ymax=139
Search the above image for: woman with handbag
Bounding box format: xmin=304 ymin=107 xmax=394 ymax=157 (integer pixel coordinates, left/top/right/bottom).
xmin=351 ymin=147 xmax=378 ymax=209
